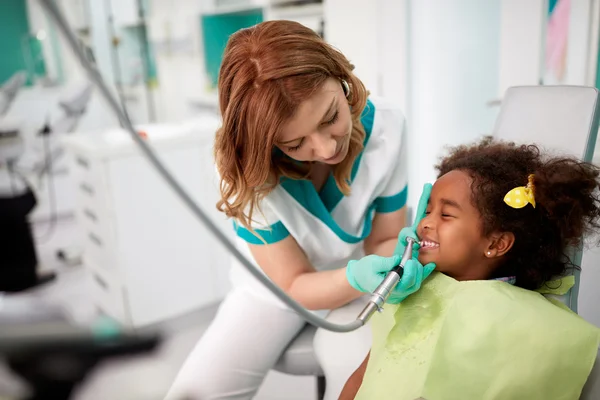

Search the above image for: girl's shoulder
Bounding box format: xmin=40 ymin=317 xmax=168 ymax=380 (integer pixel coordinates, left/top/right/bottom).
xmin=457 ymin=278 xmax=599 ymax=337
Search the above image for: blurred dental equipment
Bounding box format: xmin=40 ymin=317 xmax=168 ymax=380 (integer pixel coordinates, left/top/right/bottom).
xmin=0 ymin=80 xmax=94 ymax=292
xmin=0 ymin=295 xmax=161 ymax=400
xmin=30 ymin=83 xmax=94 ymax=181
xmin=0 ymin=72 xmax=27 ymax=117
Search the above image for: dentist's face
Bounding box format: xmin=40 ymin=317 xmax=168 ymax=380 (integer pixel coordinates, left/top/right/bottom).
xmin=276 ymin=78 xmax=353 ymax=164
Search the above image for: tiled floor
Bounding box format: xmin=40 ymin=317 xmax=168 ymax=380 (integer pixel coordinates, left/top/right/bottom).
xmin=2 ymin=216 xmax=316 ymax=400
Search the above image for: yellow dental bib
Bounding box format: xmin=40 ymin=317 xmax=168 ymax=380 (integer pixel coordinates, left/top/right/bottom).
xmin=356 ymin=272 xmax=599 ymax=400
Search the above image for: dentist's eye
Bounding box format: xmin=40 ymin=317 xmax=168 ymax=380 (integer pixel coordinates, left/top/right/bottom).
xmin=324 ymin=111 xmax=339 ymax=126
xmin=288 ymin=139 xmax=304 ymax=152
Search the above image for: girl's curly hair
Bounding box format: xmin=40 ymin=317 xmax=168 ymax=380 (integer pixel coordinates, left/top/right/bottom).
xmin=437 ymin=137 xmax=600 ymax=289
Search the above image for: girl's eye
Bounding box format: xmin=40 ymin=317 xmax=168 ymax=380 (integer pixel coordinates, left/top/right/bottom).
xmin=442 ymin=213 xmax=454 ymax=218
xmin=287 ymin=139 xmax=304 ymax=152
xmin=325 ymin=111 xmax=339 ymax=125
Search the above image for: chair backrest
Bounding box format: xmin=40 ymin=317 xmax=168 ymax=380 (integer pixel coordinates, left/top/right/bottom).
xmin=492 ymin=85 xmax=600 ymax=312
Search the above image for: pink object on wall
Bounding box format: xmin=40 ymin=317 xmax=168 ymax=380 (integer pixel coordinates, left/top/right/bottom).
xmin=545 ymin=0 xmax=571 ymax=82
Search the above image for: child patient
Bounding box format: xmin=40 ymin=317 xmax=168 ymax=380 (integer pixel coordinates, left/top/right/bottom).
xmin=341 ymin=137 xmax=600 ymax=400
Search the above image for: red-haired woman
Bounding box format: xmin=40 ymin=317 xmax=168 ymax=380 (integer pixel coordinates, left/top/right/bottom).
xmin=167 ymin=20 xmax=427 ymax=400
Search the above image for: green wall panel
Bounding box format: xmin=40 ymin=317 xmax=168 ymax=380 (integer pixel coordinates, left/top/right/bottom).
xmin=201 ymin=9 xmax=264 ymax=88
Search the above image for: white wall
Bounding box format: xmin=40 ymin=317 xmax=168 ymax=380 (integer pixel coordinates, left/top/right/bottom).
xmin=497 ymin=0 xmax=545 ymax=97
xmin=562 ymin=0 xmax=593 ymax=85
xmin=323 ymin=0 xmax=409 ymax=108
xmin=379 ymin=0 xmax=409 ymax=111
xmin=324 ymin=0 xmax=380 ymax=96
xmin=406 ymin=0 xmax=501 ymax=210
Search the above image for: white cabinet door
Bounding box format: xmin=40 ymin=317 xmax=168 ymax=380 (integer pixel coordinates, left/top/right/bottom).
xmin=109 ymin=0 xmax=140 ymax=27
xmin=60 ymin=0 xmax=90 ymax=30
xmin=107 ymin=142 xmax=230 ymax=326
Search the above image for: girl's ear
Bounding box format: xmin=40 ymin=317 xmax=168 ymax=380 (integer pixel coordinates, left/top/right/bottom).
xmin=484 ymin=232 xmax=515 ymax=258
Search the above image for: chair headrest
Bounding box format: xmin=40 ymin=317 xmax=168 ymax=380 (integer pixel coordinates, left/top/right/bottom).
xmin=494 ymin=86 xmax=599 ymax=162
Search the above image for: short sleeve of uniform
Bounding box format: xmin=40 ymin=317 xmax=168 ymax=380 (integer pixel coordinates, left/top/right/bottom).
xmin=233 ymin=199 xmax=290 ymax=245
xmin=373 ymin=106 xmax=408 ymax=213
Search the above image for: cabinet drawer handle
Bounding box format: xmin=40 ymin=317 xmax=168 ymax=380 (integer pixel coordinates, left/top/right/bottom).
xmin=88 ymin=232 xmax=103 ymax=247
xmin=84 ymin=208 xmax=97 ymax=222
xmin=93 ymin=273 xmax=109 ymax=291
xmin=76 ymin=156 xmax=90 ymax=169
xmin=80 ymin=182 xmax=94 ymax=196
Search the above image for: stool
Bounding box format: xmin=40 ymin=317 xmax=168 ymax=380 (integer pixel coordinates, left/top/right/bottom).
xmin=273 ymin=324 xmax=325 ymax=400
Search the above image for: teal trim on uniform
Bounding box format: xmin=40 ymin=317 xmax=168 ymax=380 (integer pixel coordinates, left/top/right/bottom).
xmin=374 ymin=185 xmax=408 ymax=213
xmin=234 ymin=221 xmax=289 ymax=245
xmin=320 ymin=99 xmax=376 ymax=211
xmin=280 ymin=178 xmax=376 ymax=244
xmin=281 ymin=179 xmax=375 ymax=243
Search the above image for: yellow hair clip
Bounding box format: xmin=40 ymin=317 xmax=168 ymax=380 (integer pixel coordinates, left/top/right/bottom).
xmin=504 ymin=174 xmax=536 ymax=209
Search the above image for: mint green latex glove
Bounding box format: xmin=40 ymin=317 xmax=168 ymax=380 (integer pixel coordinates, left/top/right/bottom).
xmin=346 ymin=254 xmax=400 ymax=293
xmin=346 ymin=255 xmax=436 ymax=304
xmin=394 ymin=183 xmax=433 ymax=259
xmin=387 ymin=259 xmax=436 ymax=304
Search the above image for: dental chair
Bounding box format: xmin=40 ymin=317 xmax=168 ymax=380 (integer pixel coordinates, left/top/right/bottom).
xmin=492 ymin=85 xmax=600 ymax=399
xmin=273 ymin=85 xmax=600 ymax=400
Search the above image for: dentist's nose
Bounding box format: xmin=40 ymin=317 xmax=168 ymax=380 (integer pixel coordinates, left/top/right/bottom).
xmin=312 ymin=134 xmax=337 ymax=160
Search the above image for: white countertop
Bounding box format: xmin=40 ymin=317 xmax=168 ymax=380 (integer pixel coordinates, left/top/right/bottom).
xmin=61 ymin=116 xmax=221 ymax=159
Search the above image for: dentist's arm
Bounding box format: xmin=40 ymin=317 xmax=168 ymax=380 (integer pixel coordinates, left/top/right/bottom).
xmin=249 ymin=238 xmax=363 ymax=311
xmin=363 ymin=207 xmax=406 ymax=257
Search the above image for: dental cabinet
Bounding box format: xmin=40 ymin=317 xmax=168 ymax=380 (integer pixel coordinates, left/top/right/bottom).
xmin=62 ymin=118 xmax=232 ymax=327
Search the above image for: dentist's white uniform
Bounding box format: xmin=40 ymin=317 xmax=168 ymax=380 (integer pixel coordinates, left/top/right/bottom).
xmin=167 ymin=96 xmax=409 ymax=400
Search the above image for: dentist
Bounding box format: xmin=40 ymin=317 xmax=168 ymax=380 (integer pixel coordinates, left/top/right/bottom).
xmin=167 ymin=20 xmax=433 ymax=400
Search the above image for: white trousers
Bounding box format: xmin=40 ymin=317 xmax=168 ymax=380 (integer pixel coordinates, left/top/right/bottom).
xmin=165 ymin=288 xmax=372 ymax=400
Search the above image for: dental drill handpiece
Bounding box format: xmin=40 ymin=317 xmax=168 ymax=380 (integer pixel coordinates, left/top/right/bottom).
xmin=357 ymin=237 xmax=417 ymax=324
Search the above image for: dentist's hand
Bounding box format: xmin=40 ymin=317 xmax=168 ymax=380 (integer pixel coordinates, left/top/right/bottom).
xmin=394 ymin=183 xmax=433 ymax=259
xmin=387 ymin=259 xmax=435 ymax=304
xmin=346 ymin=255 xmax=436 ymax=304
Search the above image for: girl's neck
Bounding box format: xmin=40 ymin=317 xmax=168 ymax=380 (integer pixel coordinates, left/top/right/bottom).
xmin=448 ymin=259 xmax=500 ymax=282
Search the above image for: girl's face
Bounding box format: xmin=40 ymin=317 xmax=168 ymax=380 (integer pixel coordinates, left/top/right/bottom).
xmin=417 ymin=170 xmax=496 ymax=281
xmin=276 ymin=78 xmax=353 ymax=164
